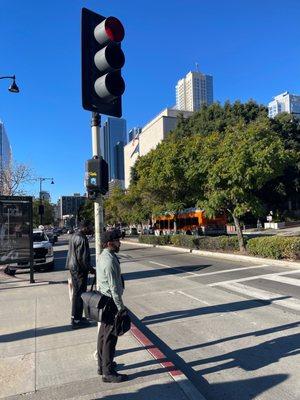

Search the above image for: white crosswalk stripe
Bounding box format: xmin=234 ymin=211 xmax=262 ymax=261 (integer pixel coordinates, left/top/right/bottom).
xmin=263 ymin=275 xmax=300 ymax=287
xmin=215 ymin=282 xmax=300 ymax=312
xmin=208 ymin=270 xmax=300 ymax=287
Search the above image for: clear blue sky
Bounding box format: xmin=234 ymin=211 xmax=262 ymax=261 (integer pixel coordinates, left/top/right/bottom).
xmin=1 ymin=0 xmax=300 ymax=202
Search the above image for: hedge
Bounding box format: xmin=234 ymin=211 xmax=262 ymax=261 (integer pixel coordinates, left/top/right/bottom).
xmin=139 ymin=235 xmax=170 ymax=245
xmin=138 ymin=234 xmax=300 ymax=260
xmin=170 ymin=235 xmax=241 ymax=251
xmin=247 ymin=236 xmax=300 ymax=260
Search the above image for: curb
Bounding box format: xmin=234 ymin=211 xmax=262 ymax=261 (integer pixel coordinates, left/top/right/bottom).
xmin=121 ymin=240 xmax=300 ymax=268
xmin=130 ymin=323 xmax=207 ymax=400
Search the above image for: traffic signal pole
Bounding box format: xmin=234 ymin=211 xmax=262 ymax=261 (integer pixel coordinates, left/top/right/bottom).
xmin=91 ymin=112 xmax=104 ymax=263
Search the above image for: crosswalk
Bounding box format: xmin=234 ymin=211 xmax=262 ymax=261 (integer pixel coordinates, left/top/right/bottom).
xmin=144 ymin=259 xmax=300 ymax=314
xmin=210 ymin=268 xmax=300 ymax=313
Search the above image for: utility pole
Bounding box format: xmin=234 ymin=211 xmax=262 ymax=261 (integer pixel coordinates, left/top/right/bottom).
xmin=91 ymin=112 xmax=104 ymax=264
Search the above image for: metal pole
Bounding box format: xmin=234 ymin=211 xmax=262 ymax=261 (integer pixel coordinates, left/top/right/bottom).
xmin=39 ymin=179 xmax=43 ymax=226
xmin=29 ymin=197 xmax=35 ymax=283
xmin=91 ymin=112 xmax=104 ymax=268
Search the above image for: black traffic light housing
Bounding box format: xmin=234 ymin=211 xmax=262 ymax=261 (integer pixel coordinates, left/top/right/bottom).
xmin=81 ymin=8 xmax=125 ymax=117
xmin=85 ymin=157 xmax=109 ymax=199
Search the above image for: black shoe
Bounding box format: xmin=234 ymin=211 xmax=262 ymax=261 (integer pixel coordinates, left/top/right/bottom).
xmin=97 ymin=362 xmax=117 ymax=375
xmin=80 ymin=317 xmax=90 ymax=325
xmin=71 ymin=320 xmax=90 ymax=330
xmin=102 ymin=372 xmax=128 ymax=383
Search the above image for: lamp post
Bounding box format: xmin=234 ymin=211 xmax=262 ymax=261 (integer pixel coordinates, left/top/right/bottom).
xmin=0 ymin=75 xmax=20 ymax=93
xmin=37 ymin=178 xmax=54 ymax=226
xmin=0 ymin=75 xmax=20 ymax=195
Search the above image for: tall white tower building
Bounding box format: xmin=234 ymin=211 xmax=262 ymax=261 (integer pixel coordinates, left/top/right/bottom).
xmin=176 ymin=71 xmax=213 ymax=112
xmin=268 ymin=92 xmax=300 ymax=119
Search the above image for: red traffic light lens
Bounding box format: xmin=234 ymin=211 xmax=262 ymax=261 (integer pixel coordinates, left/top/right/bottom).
xmin=105 ymin=17 xmax=125 ymax=43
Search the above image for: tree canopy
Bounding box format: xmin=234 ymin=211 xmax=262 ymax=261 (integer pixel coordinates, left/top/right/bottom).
xmin=104 ymin=101 xmax=299 ymax=250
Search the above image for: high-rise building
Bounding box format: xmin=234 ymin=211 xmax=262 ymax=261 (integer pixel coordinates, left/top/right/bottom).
xmin=0 ymin=121 xmax=13 ymax=195
xmin=124 ymin=108 xmax=193 ymax=189
xmin=128 ymin=127 xmax=142 ymax=143
xmin=100 ymin=117 xmax=127 ymax=181
xmin=58 ymin=193 xmax=86 ymax=219
xmin=268 ymin=92 xmax=300 ymax=119
xmin=176 ymin=71 xmax=213 ymax=112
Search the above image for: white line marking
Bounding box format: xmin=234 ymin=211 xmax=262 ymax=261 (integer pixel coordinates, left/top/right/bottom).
xmin=177 ymin=290 xmax=210 ymax=305
xmin=216 ymin=282 xmax=300 ymax=312
xmin=263 ymin=275 xmax=300 ymax=287
xmin=149 ymin=261 xmax=275 ymax=280
xmin=209 ymin=270 xmax=300 ymax=287
xmin=181 ymin=264 xmax=271 ymax=278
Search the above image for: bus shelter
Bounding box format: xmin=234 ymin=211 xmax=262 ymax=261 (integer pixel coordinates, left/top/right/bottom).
xmin=0 ymin=196 xmax=34 ymax=283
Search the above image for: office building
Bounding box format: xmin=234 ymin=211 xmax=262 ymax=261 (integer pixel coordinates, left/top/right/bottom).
xmin=128 ymin=127 xmax=142 ymax=143
xmin=0 ymin=121 xmax=13 ymax=195
xmin=124 ymin=108 xmax=193 ymax=188
xmin=100 ymin=117 xmax=127 ymax=182
xmin=268 ymin=92 xmax=300 ymax=119
xmin=58 ymin=193 xmax=86 ymax=219
xmin=176 ymin=70 xmax=213 ymax=112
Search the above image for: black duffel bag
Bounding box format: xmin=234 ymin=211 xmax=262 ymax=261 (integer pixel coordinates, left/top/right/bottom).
xmin=81 ymin=278 xmax=109 ymax=322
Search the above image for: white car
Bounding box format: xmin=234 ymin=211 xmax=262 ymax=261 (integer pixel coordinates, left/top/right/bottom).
xmin=15 ymin=229 xmax=54 ymax=271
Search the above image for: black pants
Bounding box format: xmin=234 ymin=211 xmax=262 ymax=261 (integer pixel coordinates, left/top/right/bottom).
xmin=97 ymin=300 xmax=118 ymax=375
xmin=71 ymin=272 xmax=88 ymax=320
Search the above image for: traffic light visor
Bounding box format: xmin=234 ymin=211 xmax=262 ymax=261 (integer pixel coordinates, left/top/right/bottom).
xmin=105 ymin=17 xmax=125 ymax=42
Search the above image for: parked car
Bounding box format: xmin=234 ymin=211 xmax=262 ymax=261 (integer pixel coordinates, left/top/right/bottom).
xmin=12 ymin=229 xmax=54 ymax=271
xmin=45 ymin=230 xmax=58 ymax=244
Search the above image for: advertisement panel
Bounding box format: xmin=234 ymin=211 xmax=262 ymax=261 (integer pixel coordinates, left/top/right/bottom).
xmin=0 ymin=196 xmax=33 ymax=265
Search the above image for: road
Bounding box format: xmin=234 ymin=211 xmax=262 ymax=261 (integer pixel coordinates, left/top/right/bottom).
xmin=17 ymin=237 xmax=300 ymax=400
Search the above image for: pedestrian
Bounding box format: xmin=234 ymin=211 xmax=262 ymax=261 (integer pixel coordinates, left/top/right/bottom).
xmin=96 ymin=229 xmax=128 ymax=383
xmin=66 ymin=220 xmax=95 ymax=329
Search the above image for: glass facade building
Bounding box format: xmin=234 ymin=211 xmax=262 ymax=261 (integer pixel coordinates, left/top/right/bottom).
xmin=100 ymin=117 xmax=127 ymax=181
xmin=0 ymin=121 xmax=12 ymax=194
xmin=268 ymin=92 xmax=300 ymax=119
xmin=0 ymin=121 xmax=12 ymax=173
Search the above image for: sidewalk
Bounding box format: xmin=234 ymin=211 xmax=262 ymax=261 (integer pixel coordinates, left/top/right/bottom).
xmin=0 ymin=270 xmax=201 ymax=400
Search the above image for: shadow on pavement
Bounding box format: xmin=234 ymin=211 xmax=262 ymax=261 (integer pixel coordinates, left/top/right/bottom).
xmin=0 ymin=323 xmax=96 ymax=342
xmin=97 ymin=374 xmax=288 ymax=400
xmin=141 ymin=296 xmax=290 ymax=325
xmin=174 ymin=321 xmax=300 ymax=353
xmin=191 ymin=332 xmax=300 ymax=374
xmin=123 ymin=264 xmax=211 ymax=281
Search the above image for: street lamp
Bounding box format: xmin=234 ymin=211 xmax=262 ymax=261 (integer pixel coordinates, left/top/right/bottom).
xmin=0 ymin=75 xmax=20 ymax=93
xmin=38 ymin=177 xmax=54 ymax=226
xmin=28 ymin=177 xmax=54 ymax=225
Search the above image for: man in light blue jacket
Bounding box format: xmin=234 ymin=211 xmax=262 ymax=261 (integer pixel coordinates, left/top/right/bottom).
xmin=96 ymin=229 xmax=127 ymax=383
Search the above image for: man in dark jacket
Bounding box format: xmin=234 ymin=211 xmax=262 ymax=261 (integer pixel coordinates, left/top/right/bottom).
xmin=66 ymin=220 xmax=94 ymax=329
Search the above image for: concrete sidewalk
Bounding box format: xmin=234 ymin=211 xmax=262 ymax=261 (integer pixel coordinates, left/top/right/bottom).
xmin=0 ymin=271 xmax=200 ymax=400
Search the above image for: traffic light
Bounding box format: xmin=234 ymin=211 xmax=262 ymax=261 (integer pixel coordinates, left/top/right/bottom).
xmin=85 ymin=157 xmax=109 ymax=199
xmin=81 ymin=8 xmax=125 ymax=117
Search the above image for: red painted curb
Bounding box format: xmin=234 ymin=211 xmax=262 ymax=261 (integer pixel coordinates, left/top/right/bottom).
xmin=130 ymin=323 xmax=182 ymax=377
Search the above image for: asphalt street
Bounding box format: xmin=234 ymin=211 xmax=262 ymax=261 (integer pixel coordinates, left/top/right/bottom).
xmin=13 ymin=237 xmax=300 ymax=400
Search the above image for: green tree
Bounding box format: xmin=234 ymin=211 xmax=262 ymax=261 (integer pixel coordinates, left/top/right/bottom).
xmin=78 ymin=199 xmax=94 ymax=223
xmin=197 ymin=118 xmax=294 ymax=251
